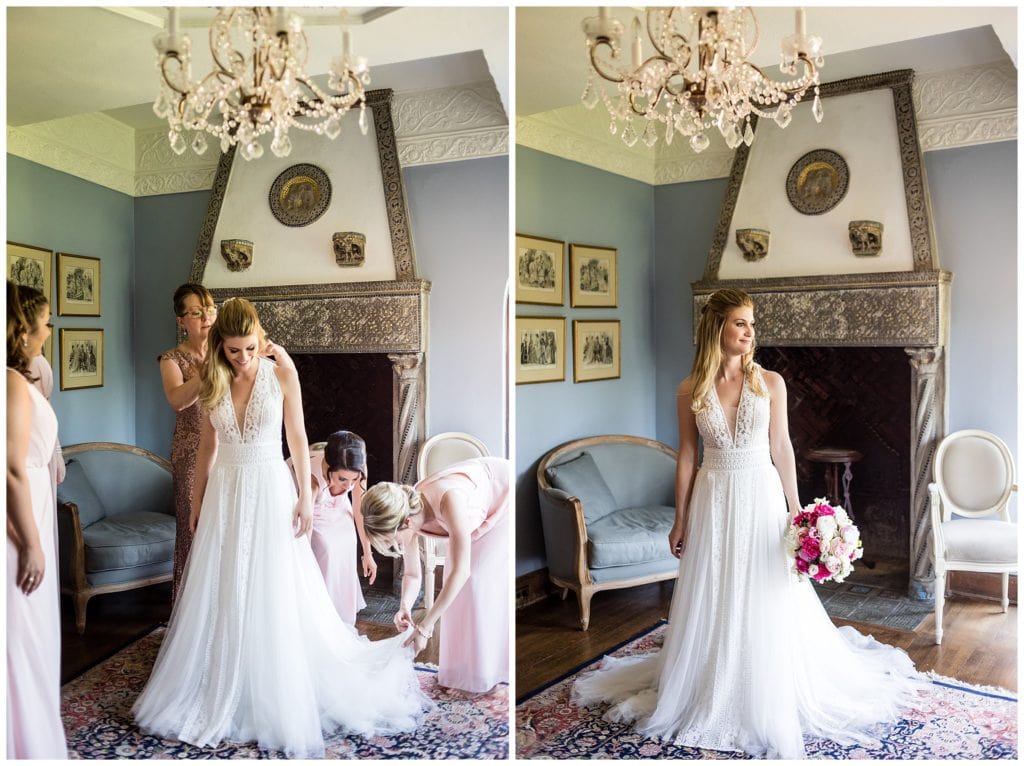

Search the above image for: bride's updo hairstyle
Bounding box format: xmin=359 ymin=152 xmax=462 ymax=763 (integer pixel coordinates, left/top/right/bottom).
xmin=324 ymin=430 xmax=368 ymax=487
xmin=7 ymin=281 xmax=48 ymax=381
xmin=689 ymin=288 xmax=766 ymax=413
xmin=199 ymin=297 xmax=267 ymax=411
xmin=361 ymin=482 xmax=424 ymax=558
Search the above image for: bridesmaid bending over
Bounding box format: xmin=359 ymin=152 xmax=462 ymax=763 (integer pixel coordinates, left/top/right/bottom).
xmin=289 ymin=430 xmax=378 ymax=625
xmin=362 ymin=455 xmax=510 ymax=694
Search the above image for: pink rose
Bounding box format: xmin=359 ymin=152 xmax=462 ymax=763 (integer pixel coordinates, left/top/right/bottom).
xmin=801 ymin=536 xmax=821 ymax=560
xmin=816 ymin=503 xmax=835 ymax=516
xmin=796 ymin=558 xmax=809 ymax=574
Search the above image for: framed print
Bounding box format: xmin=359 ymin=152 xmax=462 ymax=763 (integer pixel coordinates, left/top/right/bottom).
xmin=59 ymin=328 xmax=104 ymax=390
xmin=570 ymin=243 xmax=617 ymax=307
xmin=7 ymin=241 xmax=52 ymax=303
xmin=57 ymin=253 xmax=101 ymax=316
xmin=573 ymin=319 xmax=621 ymax=383
xmin=516 ymin=316 xmax=566 ymax=384
xmin=516 ymin=233 xmax=565 ymax=305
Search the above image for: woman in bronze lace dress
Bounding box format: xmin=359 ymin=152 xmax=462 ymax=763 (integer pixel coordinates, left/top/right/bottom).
xmin=158 ymin=284 xmax=217 ymax=603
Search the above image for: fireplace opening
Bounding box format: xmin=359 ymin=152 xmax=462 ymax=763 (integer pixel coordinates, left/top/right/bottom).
xmin=757 ymin=346 xmax=912 ymax=588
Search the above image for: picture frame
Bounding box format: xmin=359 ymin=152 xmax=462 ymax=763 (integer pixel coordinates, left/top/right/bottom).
xmin=59 ymin=328 xmax=104 ymax=390
xmin=570 ymin=243 xmax=618 ymax=307
xmin=7 ymin=241 xmax=52 ymax=304
xmin=573 ymin=319 xmax=621 ymax=383
xmin=515 ymin=233 xmax=565 ymax=305
xmin=57 ymin=253 xmax=101 ymax=316
xmin=516 ymin=316 xmax=566 ymax=384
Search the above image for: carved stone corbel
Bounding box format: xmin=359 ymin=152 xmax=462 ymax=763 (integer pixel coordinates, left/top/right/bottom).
xmin=905 ymin=346 xmax=945 ymax=599
xmin=389 ymin=353 xmax=425 ymax=486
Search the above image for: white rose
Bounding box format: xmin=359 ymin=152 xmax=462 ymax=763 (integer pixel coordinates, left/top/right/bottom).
xmin=816 ymin=515 xmax=838 ymax=538
xmin=824 ymin=556 xmax=842 ymax=574
xmin=841 ymin=525 xmax=859 ymax=545
xmin=808 ymin=564 xmax=819 ymax=576
xmin=830 ymin=539 xmax=848 ymax=558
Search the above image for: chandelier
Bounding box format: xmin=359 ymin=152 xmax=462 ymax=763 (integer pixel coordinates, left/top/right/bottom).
xmin=153 ymin=7 xmax=371 ymax=161
xmin=581 ymin=7 xmax=824 ymax=152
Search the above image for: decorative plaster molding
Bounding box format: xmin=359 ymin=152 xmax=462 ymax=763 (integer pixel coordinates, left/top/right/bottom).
xmin=914 ymin=61 xmax=1017 ymax=150
xmin=133 ymin=127 xmax=220 ymax=196
xmin=393 ymin=81 xmax=507 ymax=135
xmin=7 ymin=114 xmax=135 ymax=196
xmin=654 ymin=150 xmax=735 ymax=185
xmin=398 ymin=127 xmax=508 ymax=166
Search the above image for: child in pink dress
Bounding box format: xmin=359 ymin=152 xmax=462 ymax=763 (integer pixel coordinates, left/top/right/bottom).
xmin=361 ymin=456 xmax=509 ymax=694
xmin=289 ymin=431 xmax=376 ymax=625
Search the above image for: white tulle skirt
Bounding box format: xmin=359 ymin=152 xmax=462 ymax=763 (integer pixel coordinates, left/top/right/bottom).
xmin=133 ymin=443 xmax=429 ymax=758
xmin=572 ymin=448 xmax=927 ymax=759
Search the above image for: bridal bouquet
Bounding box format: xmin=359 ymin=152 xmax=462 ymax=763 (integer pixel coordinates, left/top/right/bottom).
xmin=786 ymin=498 xmax=863 ymax=583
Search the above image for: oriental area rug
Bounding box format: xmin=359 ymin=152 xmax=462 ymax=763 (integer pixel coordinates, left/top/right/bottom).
xmin=63 ymin=627 xmax=508 ymax=759
xmin=516 ymin=623 xmax=1017 ymax=760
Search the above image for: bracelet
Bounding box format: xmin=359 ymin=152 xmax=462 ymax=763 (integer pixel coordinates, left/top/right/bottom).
xmin=413 ymin=623 xmax=433 ymax=639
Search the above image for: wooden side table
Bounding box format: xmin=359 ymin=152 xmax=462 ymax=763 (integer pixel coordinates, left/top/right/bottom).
xmin=804 ymin=447 xmax=864 ymax=514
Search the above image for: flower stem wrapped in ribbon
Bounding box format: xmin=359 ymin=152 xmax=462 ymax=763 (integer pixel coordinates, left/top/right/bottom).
xmin=785 ymin=498 xmax=863 ymax=583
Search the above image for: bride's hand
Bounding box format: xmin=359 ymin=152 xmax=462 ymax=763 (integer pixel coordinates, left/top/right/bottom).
xmin=293 ymin=499 xmax=313 ymax=538
xmin=668 ymin=521 xmax=686 ymax=559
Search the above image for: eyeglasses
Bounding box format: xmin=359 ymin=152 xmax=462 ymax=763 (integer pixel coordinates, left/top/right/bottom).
xmin=181 ymin=306 xmax=218 ymax=319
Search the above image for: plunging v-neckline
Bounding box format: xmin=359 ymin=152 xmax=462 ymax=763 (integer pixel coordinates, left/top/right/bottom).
xmin=712 ymin=374 xmax=746 ymax=446
xmin=231 ymin=360 xmax=260 ymax=439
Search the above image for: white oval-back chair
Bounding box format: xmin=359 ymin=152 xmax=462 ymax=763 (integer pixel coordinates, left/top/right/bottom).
xmin=928 ymin=429 xmax=1018 ymax=644
xmin=416 ymin=432 xmax=490 ymax=610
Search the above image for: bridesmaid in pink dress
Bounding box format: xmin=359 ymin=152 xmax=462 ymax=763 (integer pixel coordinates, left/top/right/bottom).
xmin=6 ymin=282 xmax=67 ymax=758
xmin=288 ymin=430 xmax=377 ymax=624
xmin=361 ymin=456 xmax=509 ymax=693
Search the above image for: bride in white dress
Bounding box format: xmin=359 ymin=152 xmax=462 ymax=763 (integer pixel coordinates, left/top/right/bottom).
xmin=133 ymin=298 xmax=428 ymax=758
xmin=572 ymin=288 xmax=927 ymax=758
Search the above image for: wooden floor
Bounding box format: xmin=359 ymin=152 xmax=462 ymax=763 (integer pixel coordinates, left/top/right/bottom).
xmin=61 ymin=584 xmax=438 ymax=686
xmin=516 ymin=581 xmax=1018 ymax=699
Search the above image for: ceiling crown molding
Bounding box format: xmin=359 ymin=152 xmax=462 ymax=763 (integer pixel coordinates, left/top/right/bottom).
xmin=7 ymin=113 xmax=135 ymax=195
xmin=517 ymin=60 xmax=1017 ymax=186
xmin=8 ymin=82 xmax=509 ymax=197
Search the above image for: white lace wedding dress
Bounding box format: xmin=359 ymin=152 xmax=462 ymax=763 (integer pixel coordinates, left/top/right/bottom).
xmin=572 ymin=366 xmax=927 ymax=758
xmin=133 ymin=358 xmax=429 ymax=757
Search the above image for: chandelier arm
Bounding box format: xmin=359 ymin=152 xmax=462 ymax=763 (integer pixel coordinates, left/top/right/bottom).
xmin=649 ymin=7 xmax=691 ymax=67
xmin=589 ymin=40 xmax=626 ymax=84
xmin=208 ymin=8 xmax=245 ymax=79
xmin=159 ymin=54 xmax=193 ymax=97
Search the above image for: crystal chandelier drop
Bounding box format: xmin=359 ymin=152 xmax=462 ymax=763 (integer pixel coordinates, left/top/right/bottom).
xmin=153 ymin=7 xmax=371 ymax=161
xmin=581 ymin=7 xmax=824 ymax=152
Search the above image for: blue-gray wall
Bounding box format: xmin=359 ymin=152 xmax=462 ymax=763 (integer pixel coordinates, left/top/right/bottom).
xmin=404 ymin=156 xmax=509 ymax=457
xmin=516 ymin=140 xmax=1018 ymax=574
xmin=7 ymin=155 xmax=136 ymax=446
xmin=515 ymin=147 xmax=657 ymax=575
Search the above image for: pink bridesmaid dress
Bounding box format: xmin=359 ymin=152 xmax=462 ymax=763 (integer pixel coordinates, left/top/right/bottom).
xmin=416 ymin=456 xmax=509 ymax=693
xmin=6 ymin=374 xmax=67 ymax=758
xmin=298 ymin=449 xmax=366 ymax=625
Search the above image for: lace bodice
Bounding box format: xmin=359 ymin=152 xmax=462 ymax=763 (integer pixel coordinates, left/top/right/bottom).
xmin=696 ymin=367 xmax=771 ymax=453
xmin=209 ymin=358 xmax=283 ymax=445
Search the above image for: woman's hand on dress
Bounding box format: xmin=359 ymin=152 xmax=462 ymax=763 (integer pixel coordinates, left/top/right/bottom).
xmin=362 ymin=553 xmax=378 ymax=584
xmin=261 ymin=340 xmax=296 ymax=371
xmin=403 ymin=629 xmax=428 ymax=654
xmin=17 ymin=541 xmax=46 ymax=595
xmin=668 ymin=522 xmax=686 ymax=559
xmin=293 ymin=500 xmax=313 ymax=538
xmin=393 ymin=606 xmax=414 ymax=631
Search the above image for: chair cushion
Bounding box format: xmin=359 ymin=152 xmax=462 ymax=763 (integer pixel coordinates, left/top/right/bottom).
xmin=940 ymin=519 xmax=1017 ymax=565
xmin=545 ymin=451 xmax=618 ymax=524
xmin=57 ymin=459 xmax=107 ymax=528
xmin=587 ymin=505 xmax=677 ymax=569
xmin=82 ymin=511 xmax=176 ymax=573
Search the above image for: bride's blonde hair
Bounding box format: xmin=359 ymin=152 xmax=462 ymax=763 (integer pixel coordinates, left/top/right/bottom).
xmin=361 ymin=482 xmax=423 ymax=558
xmin=689 ymin=288 xmax=766 ymax=413
xmin=199 ymin=297 xmax=267 ymax=411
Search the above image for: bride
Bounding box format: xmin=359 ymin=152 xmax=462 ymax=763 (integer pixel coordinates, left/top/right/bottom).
xmin=572 ymin=288 xmax=927 ymax=758
xmin=133 ymin=298 xmax=429 ymax=758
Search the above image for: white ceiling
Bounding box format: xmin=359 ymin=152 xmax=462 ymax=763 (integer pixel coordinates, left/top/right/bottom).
xmin=517 ymin=6 xmax=1018 ymax=117
xmin=6 ymin=6 xmax=510 ymax=128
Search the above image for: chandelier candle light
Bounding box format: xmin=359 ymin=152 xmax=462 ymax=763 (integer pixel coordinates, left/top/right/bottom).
xmin=581 ymin=7 xmax=824 ymax=151
xmin=154 ymin=7 xmax=371 ymax=160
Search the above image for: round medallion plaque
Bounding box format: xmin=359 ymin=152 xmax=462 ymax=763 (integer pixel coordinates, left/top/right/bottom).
xmin=269 ymin=164 xmax=332 ymax=227
xmin=785 ymin=149 xmax=849 ymax=216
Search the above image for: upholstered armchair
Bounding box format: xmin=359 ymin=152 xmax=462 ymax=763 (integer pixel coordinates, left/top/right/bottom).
xmin=928 ymin=429 xmax=1018 ymax=644
xmin=57 ymin=442 xmax=176 ymax=633
xmin=537 ymin=435 xmax=679 ymax=630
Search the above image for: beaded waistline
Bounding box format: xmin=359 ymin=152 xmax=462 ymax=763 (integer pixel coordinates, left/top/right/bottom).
xmin=701 ymin=446 xmax=772 ymax=472
xmin=215 ymin=442 xmax=283 ymax=466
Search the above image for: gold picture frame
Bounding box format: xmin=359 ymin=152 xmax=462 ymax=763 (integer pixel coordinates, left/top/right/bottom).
xmin=7 ymin=241 xmax=52 ymax=304
xmin=516 ymin=233 xmax=565 ymax=305
xmin=573 ymin=319 xmax=621 ymax=383
xmin=516 ymin=316 xmax=566 ymax=384
xmin=59 ymin=328 xmax=104 ymax=390
xmin=57 ymin=253 xmax=101 ymax=316
xmin=570 ymin=243 xmax=618 ymax=308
